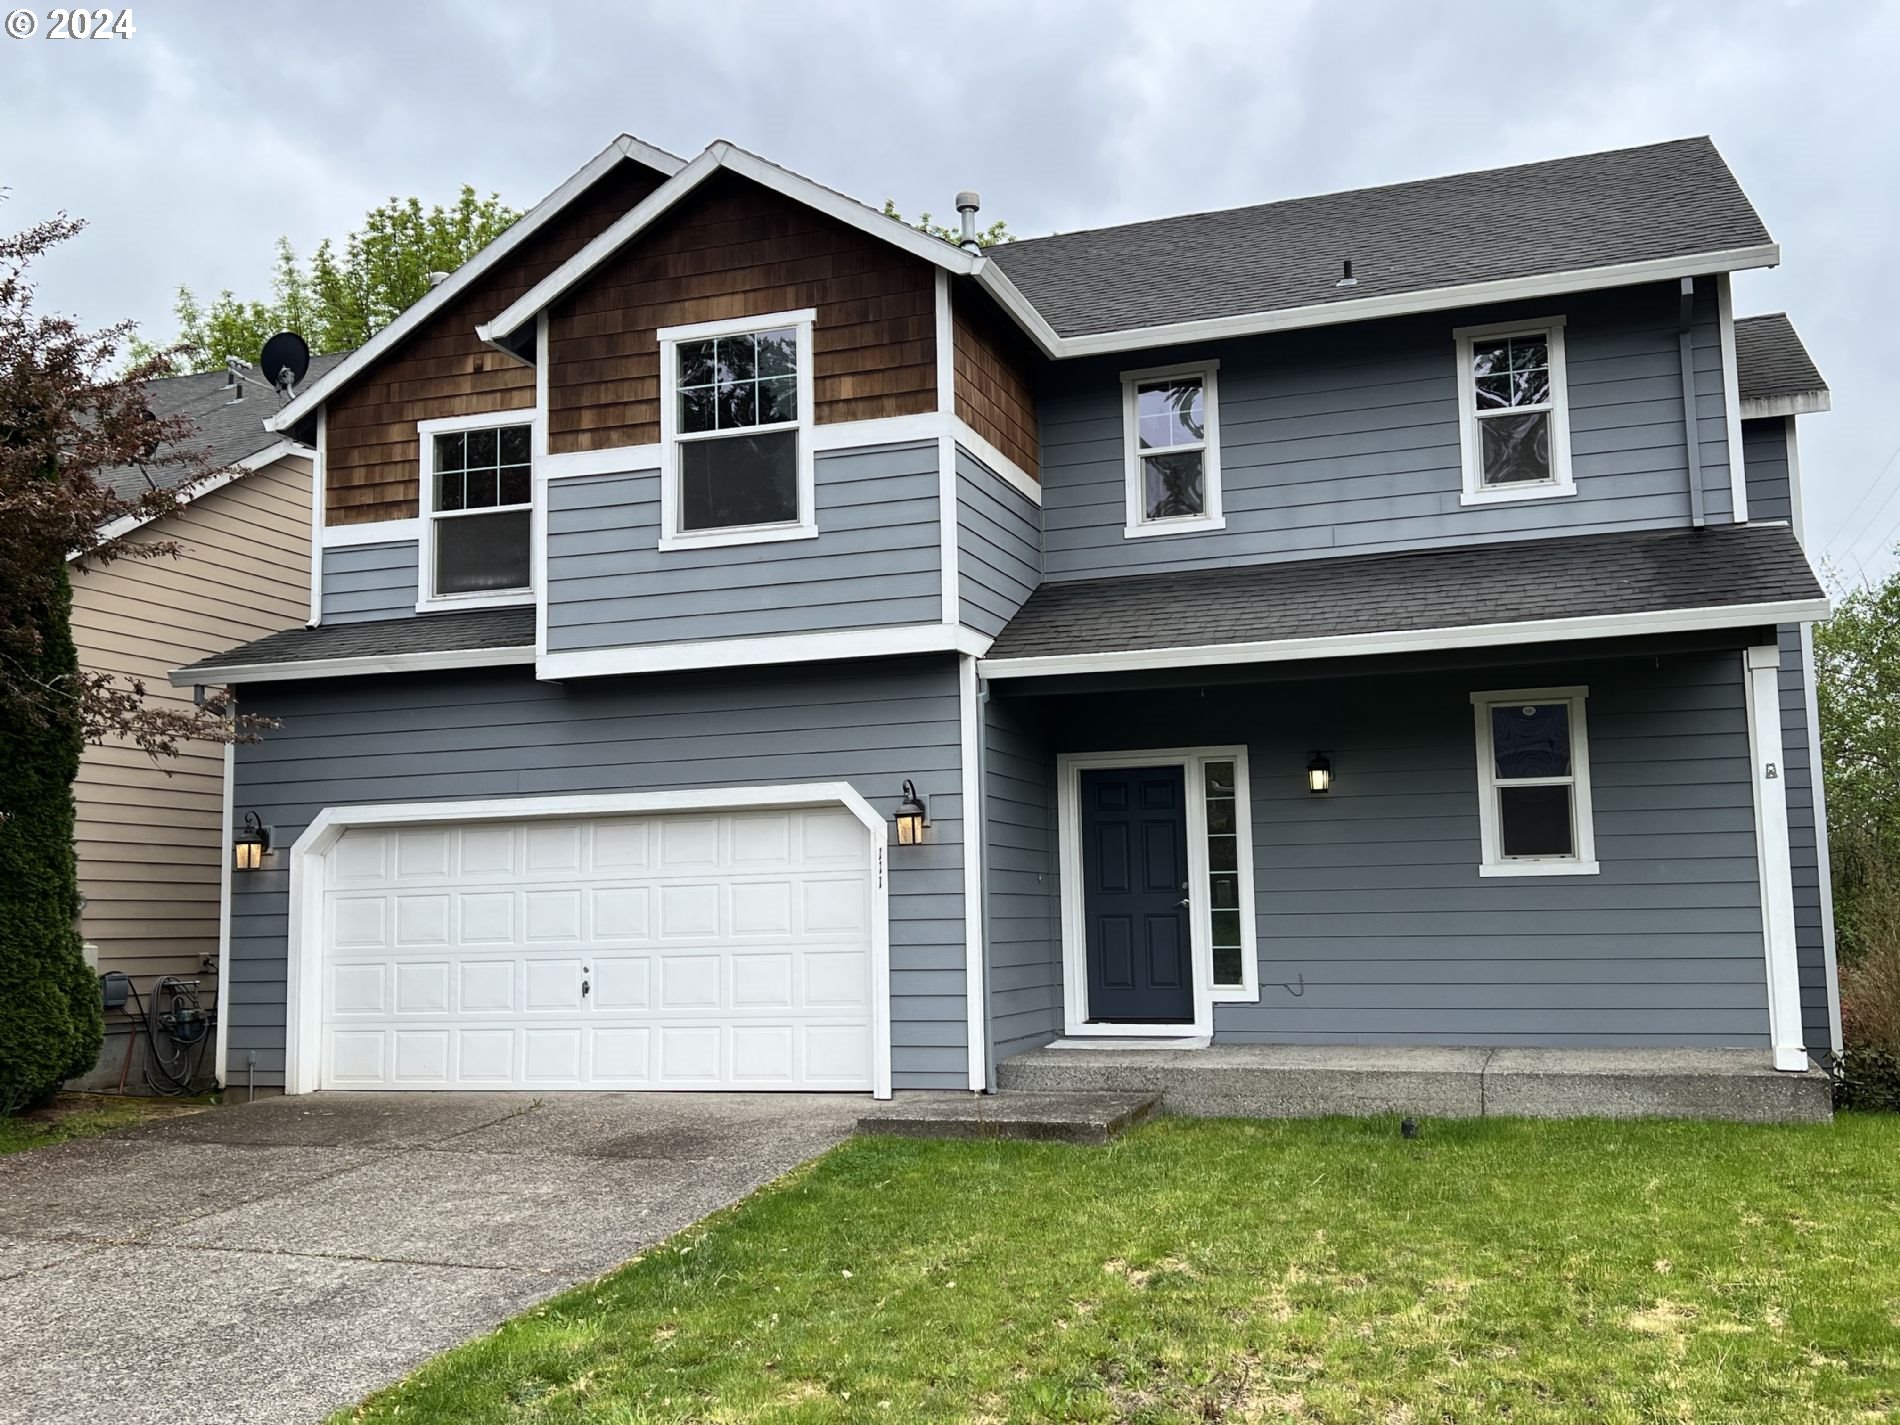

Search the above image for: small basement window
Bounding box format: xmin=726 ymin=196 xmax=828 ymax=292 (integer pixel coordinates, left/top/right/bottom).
xmin=1453 ymin=317 xmax=1574 ymax=504
xmin=659 ymin=310 xmax=817 ymax=550
xmin=1122 ymin=362 xmax=1222 ymax=537
xmin=1471 ymin=687 xmax=1598 ymax=876
xmin=422 ymin=418 xmax=534 ymax=606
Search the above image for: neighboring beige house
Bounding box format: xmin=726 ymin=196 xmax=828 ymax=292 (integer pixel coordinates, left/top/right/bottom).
xmin=68 ymin=355 xmax=344 ymax=1089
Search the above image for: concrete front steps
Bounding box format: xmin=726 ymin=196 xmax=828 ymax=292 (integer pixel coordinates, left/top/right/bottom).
xmin=857 ymin=1090 xmax=1159 ymax=1145
xmin=996 ymin=1044 xmax=1833 ymax=1125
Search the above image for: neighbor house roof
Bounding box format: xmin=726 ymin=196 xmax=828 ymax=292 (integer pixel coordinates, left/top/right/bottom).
xmin=1734 ymin=313 xmax=1829 ymax=418
xmin=170 ymin=607 xmax=536 ymax=686
xmin=981 ymin=524 xmax=1827 ymax=679
xmin=986 ymin=137 xmax=1775 ymax=346
xmin=99 ymin=350 xmax=348 ymax=503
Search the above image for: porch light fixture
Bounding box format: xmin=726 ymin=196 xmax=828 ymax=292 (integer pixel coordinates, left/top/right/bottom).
xmin=233 ymin=810 xmax=272 ymax=871
xmin=1306 ymin=753 xmax=1333 ymax=795
xmin=894 ymin=780 xmax=927 ymax=845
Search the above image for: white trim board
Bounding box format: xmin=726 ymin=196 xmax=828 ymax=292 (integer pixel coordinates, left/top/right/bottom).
xmin=213 ymin=738 xmax=235 ymax=1088
xmin=320 ymin=517 xmax=422 ymax=549
xmin=268 ymin=135 xmax=685 ymax=433
xmin=307 ymin=409 xmax=326 ymax=624
xmin=1742 ymin=644 xmax=1809 ymax=1071
xmin=1741 ymin=390 xmax=1830 ymax=421
xmin=958 ymin=655 xmax=987 ymax=1089
xmin=1717 ymin=276 xmax=1749 ymax=523
xmin=538 ymin=622 xmax=992 ymax=681
xmin=171 ymin=644 xmax=534 ymax=688
xmin=280 ymin=784 xmax=894 ymax=1099
xmin=979 ymin=596 xmax=1833 ymax=680
xmin=1055 ymin=746 xmax=1259 ymax=1039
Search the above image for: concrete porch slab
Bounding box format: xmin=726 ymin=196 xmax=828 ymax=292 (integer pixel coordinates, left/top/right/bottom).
xmin=857 ymin=1091 xmax=1159 ymax=1144
xmin=997 ymin=1044 xmax=1831 ymax=1124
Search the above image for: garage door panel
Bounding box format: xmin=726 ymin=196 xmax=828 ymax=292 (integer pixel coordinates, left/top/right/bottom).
xmin=319 ymin=806 xmax=875 ymax=1090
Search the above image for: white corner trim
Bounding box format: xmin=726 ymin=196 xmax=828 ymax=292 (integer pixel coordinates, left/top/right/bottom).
xmin=1718 ymin=276 xmax=1749 ymax=523
xmin=269 ymin=134 xmax=685 ymax=432
xmin=1055 ymin=746 xmax=1256 ymax=1037
xmin=533 ymin=311 xmax=551 ymax=662
xmin=1740 ymin=390 xmax=1831 ymax=420
xmin=484 ymin=142 xmax=980 ymax=349
xmin=1469 ymin=685 xmax=1598 ymax=876
xmin=1741 ymin=646 xmax=1809 ymax=1070
xmin=958 ymin=655 xmax=987 ymax=1089
xmin=88 ymin=439 xmax=313 ymax=552
xmin=1453 ymin=316 xmax=1574 ymax=506
xmin=320 ymin=517 xmax=422 ymax=549
xmin=537 ymin=622 xmax=992 ymax=681
xmin=979 ymin=596 xmax=1835 ymax=681
xmin=307 ymin=410 xmax=326 ymax=624
xmin=935 ymin=270 xmax=955 ymax=416
xmin=1121 ymin=360 xmax=1223 ymax=539
xmin=952 ymin=420 xmax=1041 ymax=506
xmin=939 ymin=431 xmax=959 ymax=625
xmin=169 ymin=644 xmax=535 ymax=688
xmin=1033 ymin=244 xmax=1782 ymax=360
xmin=213 ymin=738 xmax=235 ymax=1088
xmin=282 ymin=783 xmax=894 ymax=1099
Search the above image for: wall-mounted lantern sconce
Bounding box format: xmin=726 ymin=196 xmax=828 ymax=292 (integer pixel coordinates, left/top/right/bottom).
xmin=233 ymin=810 xmax=272 ymax=871
xmin=894 ymin=780 xmax=928 ymax=845
xmin=1306 ymin=753 xmax=1333 ymax=795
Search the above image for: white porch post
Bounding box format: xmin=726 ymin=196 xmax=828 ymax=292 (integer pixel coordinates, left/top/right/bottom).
xmin=1743 ymin=644 xmax=1808 ymax=1071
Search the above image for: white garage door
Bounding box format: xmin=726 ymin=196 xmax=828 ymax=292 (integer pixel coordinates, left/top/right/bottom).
xmin=318 ymin=805 xmax=874 ymax=1090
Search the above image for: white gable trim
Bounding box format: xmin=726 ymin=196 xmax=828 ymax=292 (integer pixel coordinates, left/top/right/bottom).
xmin=85 ymin=439 xmax=311 ymax=551
xmin=483 ymin=141 xmax=982 ymax=350
xmin=1741 ymin=390 xmax=1831 ymax=420
xmin=266 ymin=135 xmax=685 ymax=433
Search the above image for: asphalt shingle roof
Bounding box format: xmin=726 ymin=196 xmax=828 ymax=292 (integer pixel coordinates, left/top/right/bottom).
xmin=1734 ymin=313 xmax=1827 ymax=403
xmin=987 ymin=137 xmax=1772 ymax=339
xmin=177 ymin=606 xmax=534 ymax=680
xmin=101 ymin=350 xmax=350 ymax=502
xmin=985 ymin=524 xmax=1821 ymax=664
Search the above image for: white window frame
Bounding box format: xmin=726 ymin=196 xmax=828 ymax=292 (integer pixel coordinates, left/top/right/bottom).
xmin=1454 ymin=316 xmax=1574 ymax=506
xmin=1055 ymin=745 xmax=1259 ymax=1039
xmin=1121 ymin=360 xmax=1223 ymax=538
xmin=416 ymin=409 xmax=540 ymax=613
xmin=1471 ymin=685 xmax=1599 ymax=877
xmin=658 ymin=308 xmax=818 ymax=552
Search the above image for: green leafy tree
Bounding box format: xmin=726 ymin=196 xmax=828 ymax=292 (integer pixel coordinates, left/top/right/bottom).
xmin=138 ymin=188 xmax=518 ymax=373
xmin=881 ymin=199 xmax=1013 ymax=249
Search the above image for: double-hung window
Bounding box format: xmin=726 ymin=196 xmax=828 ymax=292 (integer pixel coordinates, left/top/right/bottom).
xmin=1121 ymin=361 xmax=1222 ymax=537
xmin=658 ymin=309 xmax=817 ymax=549
xmin=1454 ymin=317 xmax=1574 ymax=504
xmin=1471 ymin=687 xmax=1598 ymax=876
xmin=420 ymin=415 xmax=535 ymax=608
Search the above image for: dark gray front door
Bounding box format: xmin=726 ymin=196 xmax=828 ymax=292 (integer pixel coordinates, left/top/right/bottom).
xmin=1080 ymin=765 xmax=1193 ymax=1024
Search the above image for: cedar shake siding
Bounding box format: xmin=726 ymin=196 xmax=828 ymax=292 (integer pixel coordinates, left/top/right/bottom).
xmin=71 ymin=457 xmax=312 ymax=1030
xmin=323 ymin=161 xmax=666 ymax=525
xmin=547 ymin=172 xmax=938 ymax=454
xmin=952 ymin=280 xmax=1040 ymax=479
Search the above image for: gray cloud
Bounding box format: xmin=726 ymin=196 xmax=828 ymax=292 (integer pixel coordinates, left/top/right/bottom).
xmin=4 ymin=0 xmax=1894 ymax=577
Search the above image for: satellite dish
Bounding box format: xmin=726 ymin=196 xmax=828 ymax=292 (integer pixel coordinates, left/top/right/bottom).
xmin=258 ymin=331 xmax=311 ymax=399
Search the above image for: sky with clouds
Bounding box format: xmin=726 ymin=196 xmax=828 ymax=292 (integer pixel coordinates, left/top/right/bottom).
xmin=5 ymin=0 xmax=1896 ymax=580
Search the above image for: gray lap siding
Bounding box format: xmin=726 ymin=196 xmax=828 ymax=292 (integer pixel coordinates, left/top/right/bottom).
xmin=986 ymin=646 xmax=1773 ymax=1050
xmin=226 ymin=656 xmax=969 ymax=1089
xmin=321 ymin=542 xmax=420 ymax=623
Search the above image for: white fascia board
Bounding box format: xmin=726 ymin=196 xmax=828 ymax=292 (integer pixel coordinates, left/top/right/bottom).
xmin=969 ymin=259 xmax=1064 ymax=357
xmin=169 ymin=644 xmax=533 ymax=688
xmin=1020 ymin=243 xmax=1782 ymax=361
xmin=483 ymin=141 xmax=980 ymax=351
xmin=268 ymin=135 xmax=684 ymax=433
xmin=537 ymin=622 xmax=991 ymax=681
xmin=84 ymin=440 xmax=311 ymax=551
xmin=978 ymin=596 xmax=1832 ymax=681
xmin=1740 ymin=390 xmax=1831 ymax=420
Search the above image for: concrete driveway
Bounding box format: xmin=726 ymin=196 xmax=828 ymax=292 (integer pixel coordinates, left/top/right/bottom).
xmin=0 ymin=1092 xmax=863 ymax=1425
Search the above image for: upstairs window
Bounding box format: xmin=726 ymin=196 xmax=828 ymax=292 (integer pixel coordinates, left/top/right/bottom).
xmin=1454 ymin=317 xmax=1574 ymax=504
xmin=422 ymin=417 xmax=534 ymax=606
xmin=1471 ymin=687 xmax=1598 ymax=876
xmin=659 ymin=310 xmax=817 ymax=550
xmin=1121 ymin=362 xmax=1223 ymax=538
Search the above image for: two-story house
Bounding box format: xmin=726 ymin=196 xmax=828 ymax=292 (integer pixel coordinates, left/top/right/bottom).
xmin=173 ymin=134 xmax=1836 ymax=1117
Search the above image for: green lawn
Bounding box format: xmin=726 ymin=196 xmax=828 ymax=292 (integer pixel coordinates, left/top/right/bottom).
xmin=0 ymin=1092 xmax=213 ymax=1156
xmin=341 ymin=1114 xmax=1900 ymax=1424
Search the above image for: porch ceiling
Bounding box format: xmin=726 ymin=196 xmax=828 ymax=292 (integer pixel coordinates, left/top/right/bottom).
xmin=982 ymin=523 xmax=1825 ymax=677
